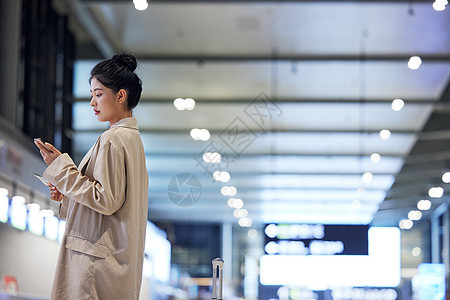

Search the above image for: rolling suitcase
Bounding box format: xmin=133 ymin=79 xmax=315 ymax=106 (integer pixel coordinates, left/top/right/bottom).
xmin=212 ymin=258 xmax=224 ymax=300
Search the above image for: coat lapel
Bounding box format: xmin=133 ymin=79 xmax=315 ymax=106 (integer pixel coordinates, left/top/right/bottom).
xmin=78 ymin=137 xmax=100 ymax=174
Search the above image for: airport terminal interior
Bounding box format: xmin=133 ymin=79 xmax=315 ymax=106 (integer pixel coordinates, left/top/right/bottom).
xmin=1 ymin=0 xmax=450 ymax=299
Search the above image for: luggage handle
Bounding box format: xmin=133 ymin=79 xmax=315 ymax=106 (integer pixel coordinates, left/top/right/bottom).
xmin=212 ymin=258 xmax=224 ymax=300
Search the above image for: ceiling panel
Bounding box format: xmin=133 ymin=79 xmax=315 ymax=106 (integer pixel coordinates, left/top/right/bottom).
xmin=85 ymin=2 xmax=450 ymax=56
xmin=73 ymin=101 xmax=435 ymax=131
xmin=74 ymin=60 xmax=450 ymax=100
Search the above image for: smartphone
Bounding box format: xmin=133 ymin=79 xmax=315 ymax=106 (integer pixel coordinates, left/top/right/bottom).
xmin=32 ymin=172 xmax=49 ymax=185
xmin=34 ymin=138 xmax=51 ymax=151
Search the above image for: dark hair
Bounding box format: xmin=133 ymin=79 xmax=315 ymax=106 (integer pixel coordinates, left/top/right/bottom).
xmin=89 ymin=53 xmax=142 ymax=110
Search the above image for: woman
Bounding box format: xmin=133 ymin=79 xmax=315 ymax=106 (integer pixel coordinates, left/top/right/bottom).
xmin=34 ymin=53 xmax=149 ymax=300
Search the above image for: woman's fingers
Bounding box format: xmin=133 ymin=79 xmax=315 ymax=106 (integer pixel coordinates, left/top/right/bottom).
xmin=34 ymin=141 xmax=61 ymax=166
xmin=44 ymin=142 xmax=62 ymax=155
xmin=47 ymin=183 xmax=63 ymax=202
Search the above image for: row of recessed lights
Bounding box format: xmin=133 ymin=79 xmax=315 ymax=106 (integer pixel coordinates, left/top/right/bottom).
xmin=204 ymin=150 xmax=252 ymax=226
xmin=175 ymin=98 xmax=253 ymax=227
xmin=407 ymin=0 xmax=446 ymax=73
xmin=360 ymin=153 xmax=383 ymax=187
xmin=396 ymin=6 xmax=445 ymax=230
xmin=221 ymin=186 xmax=253 ymax=227
xmin=353 ymin=98 xmax=404 ymax=208
xmin=221 ymin=186 xmax=250 ymax=226
xmin=398 ymin=15 xmax=448 ymax=228
xmin=365 ymin=99 xmax=404 ymax=175
xmin=379 ymin=98 xmax=405 ymax=139
xmin=174 ymin=99 xmax=210 ymax=142
xmin=371 ymin=97 xmax=427 ymax=229
xmin=399 ymin=174 xmax=449 ymax=229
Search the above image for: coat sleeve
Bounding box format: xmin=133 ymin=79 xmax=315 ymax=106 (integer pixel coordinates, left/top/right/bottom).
xmin=58 ymin=196 xmax=70 ymax=219
xmin=43 ymin=142 xmax=126 ymax=216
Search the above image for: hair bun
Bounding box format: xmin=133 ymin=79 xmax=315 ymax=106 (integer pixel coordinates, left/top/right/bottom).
xmin=112 ymin=53 xmax=137 ymax=72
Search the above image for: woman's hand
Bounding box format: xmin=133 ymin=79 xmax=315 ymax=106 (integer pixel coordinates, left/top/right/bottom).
xmin=48 ymin=183 xmax=64 ymax=202
xmin=34 ymin=140 xmax=62 ymax=166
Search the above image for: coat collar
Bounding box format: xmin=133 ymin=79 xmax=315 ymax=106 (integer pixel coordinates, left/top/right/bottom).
xmin=78 ymin=117 xmax=139 ymax=172
xmin=109 ymin=117 xmax=139 ymax=131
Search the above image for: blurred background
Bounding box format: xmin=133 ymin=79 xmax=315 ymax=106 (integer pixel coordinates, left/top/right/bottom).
xmin=0 ymin=0 xmax=450 ymax=299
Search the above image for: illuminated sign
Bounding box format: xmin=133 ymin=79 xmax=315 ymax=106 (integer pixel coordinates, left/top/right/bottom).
xmin=332 ymin=287 xmax=398 ymax=300
xmin=260 ymin=227 xmax=401 ymax=288
xmin=264 ymin=224 xmax=369 ymax=255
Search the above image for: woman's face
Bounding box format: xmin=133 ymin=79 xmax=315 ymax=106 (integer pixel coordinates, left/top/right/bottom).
xmin=90 ymin=77 xmax=126 ymax=125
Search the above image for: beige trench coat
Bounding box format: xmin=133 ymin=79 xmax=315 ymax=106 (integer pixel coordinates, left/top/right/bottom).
xmin=43 ymin=117 xmax=149 ymax=300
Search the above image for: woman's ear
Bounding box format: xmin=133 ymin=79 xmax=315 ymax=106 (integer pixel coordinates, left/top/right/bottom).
xmin=117 ymin=89 xmax=128 ymax=106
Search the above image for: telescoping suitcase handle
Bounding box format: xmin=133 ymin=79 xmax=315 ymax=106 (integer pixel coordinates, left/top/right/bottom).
xmin=212 ymin=257 xmax=224 ymax=300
